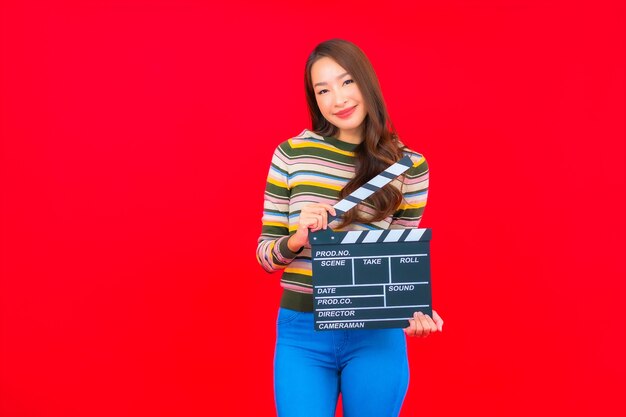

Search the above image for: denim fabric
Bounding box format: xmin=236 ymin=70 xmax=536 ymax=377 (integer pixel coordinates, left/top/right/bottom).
xmin=274 ymin=307 xmax=409 ymax=417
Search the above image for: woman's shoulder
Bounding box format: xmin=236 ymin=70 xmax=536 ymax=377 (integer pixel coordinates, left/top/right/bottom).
xmin=293 ymin=128 xmax=324 ymax=141
xmin=396 ymin=139 xmax=428 ymax=175
xmin=288 ymin=129 xmax=327 ymax=147
xmin=273 ymin=129 xmax=326 ymax=151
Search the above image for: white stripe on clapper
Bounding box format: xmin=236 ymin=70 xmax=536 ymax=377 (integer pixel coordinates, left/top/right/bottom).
xmin=361 ymin=230 xmax=384 ymax=243
xmin=383 ymin=229 xmax=405 ymax=242
xmin=405 ymin=228 xmax=426 ymax=241
xmin=341 ymin=231 xmax=362 ymax=244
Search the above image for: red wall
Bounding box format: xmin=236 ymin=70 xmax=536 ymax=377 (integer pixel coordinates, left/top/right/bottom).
xmin=1 ymin=1 xmax=624 ymax=416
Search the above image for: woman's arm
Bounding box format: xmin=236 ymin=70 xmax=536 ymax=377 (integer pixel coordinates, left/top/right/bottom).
xmin=256 ymin=143 xmax=338 ymax=273
xmin=256 ymin=144 xmax=302 ymax=273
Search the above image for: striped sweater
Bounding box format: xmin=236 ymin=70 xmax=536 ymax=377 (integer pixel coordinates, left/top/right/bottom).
xmin=256 ymin=129 xmax=429 ymax=312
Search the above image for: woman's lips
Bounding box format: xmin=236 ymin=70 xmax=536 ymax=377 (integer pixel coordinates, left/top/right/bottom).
xmin=334 ymin=106 xmax=357 ymax=119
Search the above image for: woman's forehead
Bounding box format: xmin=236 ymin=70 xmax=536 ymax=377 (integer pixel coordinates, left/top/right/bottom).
xmin=311 ymin=57 xmax=350 ymax=84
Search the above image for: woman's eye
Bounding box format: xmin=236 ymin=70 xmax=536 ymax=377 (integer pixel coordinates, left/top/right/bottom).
xmin=317 ymin=89 xmax=329 ymax=95
xmin=343 ymin=79 xmax=354 ymax=86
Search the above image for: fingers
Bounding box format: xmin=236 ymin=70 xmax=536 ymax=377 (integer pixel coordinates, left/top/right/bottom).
xmin=300 ymin=204 xmax=337 ymax=231
xmin=404 ymin=312 xmax=424 ymax=337
xmin=413 ymin=311 xmax=432 ymax=337
xmin=432 ymin=310 xmax=444 ymax=332
xmin=403 ymin=315 xmax=419 ymax=336
xmin=424 ymin=313 xmax=438 ymax=334
xmin=302 ymin=204 xmax=336 ymax=218
xmin=312 ymin=212 xmax=325 ymax=231
xmin=316 ymin=203 xmax=337 ymax=217
xmin=404 ymin=312 xmax=438 ymax=338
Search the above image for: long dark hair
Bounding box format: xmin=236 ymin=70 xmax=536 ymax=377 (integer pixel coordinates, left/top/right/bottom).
xmin=304 ymin=39 xmax=405 ymax=228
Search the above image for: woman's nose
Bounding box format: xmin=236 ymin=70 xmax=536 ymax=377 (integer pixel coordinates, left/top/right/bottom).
xmin=334 ymin=91 xmax=348 ymax=106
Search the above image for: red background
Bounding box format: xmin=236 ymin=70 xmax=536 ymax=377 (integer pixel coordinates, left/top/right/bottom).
xmin=1 ymin=1 xmax=625 ymax=416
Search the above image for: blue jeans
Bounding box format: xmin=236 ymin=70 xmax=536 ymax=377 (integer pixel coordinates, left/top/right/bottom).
xmin=274 ymin=307 xmax=409 ymax=417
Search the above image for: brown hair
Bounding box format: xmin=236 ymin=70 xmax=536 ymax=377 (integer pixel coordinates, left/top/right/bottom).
xmin=304 ymin=39 xmax=405 ymax=228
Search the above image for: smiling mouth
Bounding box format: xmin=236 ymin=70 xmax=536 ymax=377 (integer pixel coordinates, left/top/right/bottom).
xmin=334 ymin=106 xmax=357 ymax=118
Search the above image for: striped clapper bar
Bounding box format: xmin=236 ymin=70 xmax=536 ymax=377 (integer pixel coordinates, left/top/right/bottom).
xmin=310 ymin=155 xmax=432 ymax=331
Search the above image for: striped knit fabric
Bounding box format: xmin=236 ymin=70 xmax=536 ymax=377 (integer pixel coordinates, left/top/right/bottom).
xmin=256 ymin=129 xmax=429 ymax=312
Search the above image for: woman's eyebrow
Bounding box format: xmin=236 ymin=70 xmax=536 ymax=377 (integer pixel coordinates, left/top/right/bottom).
xmin=314 ymin=72 xmax=350 ymax=88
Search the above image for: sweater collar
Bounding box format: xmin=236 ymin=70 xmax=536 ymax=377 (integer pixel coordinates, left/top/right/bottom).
xmin=321 ymin=135 xmax=360 ymax=153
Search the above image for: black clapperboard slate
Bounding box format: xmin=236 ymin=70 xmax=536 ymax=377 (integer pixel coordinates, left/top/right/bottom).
xmin=310 ymin=155 xmax=432 ymax=331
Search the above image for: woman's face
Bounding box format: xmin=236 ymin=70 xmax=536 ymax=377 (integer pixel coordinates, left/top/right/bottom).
xmin=310 ymin=57 xmax=367 ymax=142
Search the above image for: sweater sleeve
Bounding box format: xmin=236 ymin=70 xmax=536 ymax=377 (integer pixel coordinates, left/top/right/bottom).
xmin=256 ymin=144 xmax=303 ymax=273
xmin=390 ymin=153 xmax=429 ymax=229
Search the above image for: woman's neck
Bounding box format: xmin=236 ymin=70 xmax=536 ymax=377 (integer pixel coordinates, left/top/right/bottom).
xmin=337 ymin=127 xmax=364 ymax=145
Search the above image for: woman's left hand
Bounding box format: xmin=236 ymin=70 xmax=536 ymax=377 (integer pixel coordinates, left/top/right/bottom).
xmin=403 ymin=310 xmax=444 ymax=337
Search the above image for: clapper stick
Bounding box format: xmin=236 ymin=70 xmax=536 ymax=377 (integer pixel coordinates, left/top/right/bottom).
xmin=323 ymin=154 xmax=415 ymax=225
xmin=309 ymin=154 xmax=432 ymax=331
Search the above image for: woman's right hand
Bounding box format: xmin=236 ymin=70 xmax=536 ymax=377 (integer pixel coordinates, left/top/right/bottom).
xmin=287 ymin=203 xmax=337 ymax=252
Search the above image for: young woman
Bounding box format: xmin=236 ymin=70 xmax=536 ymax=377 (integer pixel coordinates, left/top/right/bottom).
xmin=256 ymin=39 xmax=444 ymax=417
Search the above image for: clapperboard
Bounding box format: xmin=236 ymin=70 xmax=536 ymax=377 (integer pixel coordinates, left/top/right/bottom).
xmin=310 ymin=155 xmax=432 ymax=331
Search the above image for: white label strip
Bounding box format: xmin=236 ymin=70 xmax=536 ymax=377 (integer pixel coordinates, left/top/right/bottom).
xmin=404 ymin=228 xmax=426 ymax=241
xmin=361 ymin=230 xmax=384 ymax=243
xmin=341 ymin=231 xmax=362 ymax=244
xmin=383 ymin=229 xmax=405 ymax=242
xmin=387 ymin=162 xmax=411 ymax=176
xmin=334 ymin=199 xmax=357 ymax=213
xmin=368 ymin=175 xmax=390 ymax=188
xmin=351 ymin=187 xmax=375 ymax=200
